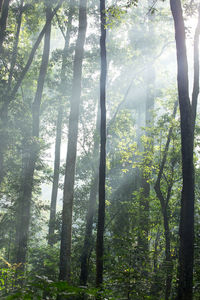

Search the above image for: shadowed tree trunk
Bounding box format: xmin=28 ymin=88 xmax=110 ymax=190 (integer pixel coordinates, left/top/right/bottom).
xmin=0 ymin=0 xmax=10 ymax=54
xmin=80 ymin=108 xmax=100 ymax=286
xmin=154 ymin=101 xmax=178 ymax=300
xmin=15 ymin=6 xmax=51 ymax=266
xmin=0 ymin=0 xmax=11 ymax=184
xmin=0 ymin=0 xmax=3 ymax=12
xmin=170 ymin=1 xmax=200 ymax=299
xmin=59 ymin=0 xmax=87 ymax=282
xmin=96 ymin=0 xmax=107 ymax=289
xmin=48 ymin=0 xmax=74 ymax=246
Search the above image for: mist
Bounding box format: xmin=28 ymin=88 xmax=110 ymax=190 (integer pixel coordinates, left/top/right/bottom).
xmin=0 ymin=0 xmax=200 ymax=299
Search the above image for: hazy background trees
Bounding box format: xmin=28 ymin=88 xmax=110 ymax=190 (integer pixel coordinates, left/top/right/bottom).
xmin=0 ymin=0 xmax=200 ymax=299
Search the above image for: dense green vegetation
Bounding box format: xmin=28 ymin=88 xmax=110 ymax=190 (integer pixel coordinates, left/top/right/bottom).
xmin=0 ymin=0 xmax=200 ymax=299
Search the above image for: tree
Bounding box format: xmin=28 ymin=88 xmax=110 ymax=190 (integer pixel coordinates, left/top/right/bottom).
xmin=154 ymin=100 xmax=178 ymax=300
xmin=59 ymin=0 xmax=87 ymax=282
xmin=80 ymin=107 xmax=100 ymax=286
xmin=170 ymin=1 xmax=200 ymax=299
xmin=0 ymin=0 xmax=65 ymax=187
xmin=15 ymin=3 xmax=52 ymax=267
xmin=0 ymin=0 xmax=11 ymax=54
xmin=96 ymin=0 xmax=107 ymax=288
xmin=48 ymin=0 xmax=74 ymax=246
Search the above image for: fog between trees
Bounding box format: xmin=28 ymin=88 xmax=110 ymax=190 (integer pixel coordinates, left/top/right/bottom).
xmin=0 ymin=0 xmax=200 ymax=299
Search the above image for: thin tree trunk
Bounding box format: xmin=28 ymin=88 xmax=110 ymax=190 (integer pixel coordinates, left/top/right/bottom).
xmin=138 ymin=0 xmax=155 ymax=259
xmin=0 ymin=0 xmax=3 ymax=12
xmin=80 ymin=108 xmax=100 ymax=286
xmin=7 ymin=0 xmax=24 ymax=91
xmin=0 ymin=0 xmax=23 ymax=186
xmin=170 ymin=1 xmax=200 ymax=299
xmin=0 ymin=0 xmax=10 ymax=54
xmin=48 ymin=0 xmax=74 ymax=246
xmin=48 ymin=106 xmax=63 ymax=246
xmin=96 ymin=0 xmax=107 ymax=288
xmin=138 ymin=66 xmax=154 ymax=254
xmin=15 ymin=7 xmax=51 ymax=266
xmin=154 ymin=101 xmax=178 ymax=300
xmin=59 ymin=0 xmax=87 ymax=282
xmin=0 ymin=0 xmax=11 ymax=184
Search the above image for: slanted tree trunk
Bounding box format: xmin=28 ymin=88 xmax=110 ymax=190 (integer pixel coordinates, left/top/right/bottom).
xmin=0 ymin=0 xmax=64 ymax=187
xmin=96 ymin=0 xmax=107 ymax=288
xmin=59 ymin=0 xmax=87 ymax=282
xmin=0 ymin=0 xmax=23 ymax=185
xmin=15 ymin=6 xmax=51 ymax=266
xmin=7 ymin=0 xmax=24 ymax=91
xmin=170 ymin=1 xmax=200 ymax=299
xmin=80 ymin=108 xmax=100 ymax=286
xmin=48 ymin=0 xmax=74 ymax=246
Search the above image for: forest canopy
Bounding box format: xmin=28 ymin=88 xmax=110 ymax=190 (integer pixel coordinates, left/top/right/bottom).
xmin=0 ymin=0 xmax=200 ymax=299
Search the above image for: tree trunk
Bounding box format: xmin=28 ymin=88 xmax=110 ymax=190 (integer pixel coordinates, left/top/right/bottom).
xmin=170 ymin=1 xmax=200 ymax=298
xmin=48 ymin=0 xmax=74 ymax=246
xmin=15 ymin=7 xmax=51 ymax=266
xmin=96 ymin=0 xmax=107 ymax=288
xmin=59 ymin=0 xmax=87 ymax=282
xmin=138 ymin=67 xmax=154 ymax=251
xmin=0 ymin=0 xmax=3 ymax=12
xmin=138 ymin=0 xmax=155 ymax=260
xmin=0 ymin=0 xmax=64 ymax=187
xmin=0 ymin=0 xmax=10 ymax=54
xmin=80 ymin=108 xmax=100 ymax=286
xmin=154 ymin=101 xmax=178 ymax=300
xmin=0 ymin=0 xmax=11 ymax=184
xmin=7 ymin=0 xmax=24 ymax=91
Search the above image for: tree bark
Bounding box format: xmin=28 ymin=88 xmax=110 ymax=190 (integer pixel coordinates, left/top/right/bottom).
xmin=48 ymin=0 xmax=74 ymax=246
xmin=0 ymin=0 xmax=3 ymax=12
xmin=15 ymin=6 xmax=51 ymax=266
xmin=59 ymin=0 xmax=87 ymax=282
xmin=138 ymin=66 xmax=154 ymax=257
xmin=0 ymin=0 xmax=10 ymax=54
xmin=96 ymin=0 xmax=107 ymax=288
xmin=170 ymin=1 xmax=200 ymax=299
xmin=7 ymin=0 xmax=24 ymax=91
xmin=80 ymin=108 xmax=100 ymax=286
xmin=154 ymin=101 xmax=178 ymax=300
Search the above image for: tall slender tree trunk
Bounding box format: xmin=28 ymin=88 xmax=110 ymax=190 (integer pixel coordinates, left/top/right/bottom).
xmin=96 ymin=0 xmax=107 ymax=288
xmin=48 ymin=0 xmax=74 ymax=246
xmin=15 ymin=7 xmax=51 ymax=266
xmin=138 ymin=66 xmax=154 ymax=254
xmin=138 ymin=0 xmax=155 ymax=259
xmin=80 ymin=108 xmax=100 ymax=286
xmin=170 ymin=1 xmax=200 ymax=299
xmin=59 ymin=0 xmax=87 ymax=282
xmin=0 ymin=0 xmax=10 ymax=54
xmin=0 ymin=0 xmax=11 ymax=184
